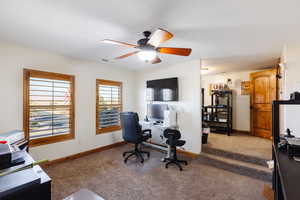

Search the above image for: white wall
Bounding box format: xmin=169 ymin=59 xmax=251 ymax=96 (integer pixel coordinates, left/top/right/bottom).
xmin=136 ymin=60 xmax=202 ymax=154
xmin=201 ymin=70 xmax=260 ymax=132
xmin=0 ymin=41 xmax=136 ymax=161
xmin=280 ymin=43 xmax=300 ymax=137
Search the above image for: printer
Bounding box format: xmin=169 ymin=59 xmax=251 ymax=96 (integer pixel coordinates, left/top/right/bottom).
xmin=0 ymin=143 xmax=13 ymax=170
xmin=0 ymin=130 xmax=27 ymax=170
xmin=0 ymin=130 xmax=26 ymax=145
xmin=0 ymin=143 xmax=26 ymax=170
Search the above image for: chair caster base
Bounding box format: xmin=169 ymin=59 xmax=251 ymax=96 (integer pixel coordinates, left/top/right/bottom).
xmin=164 ymin=159 xmax=187 ymax=171
xmin=123 ymin=148 xmax=150 ymax=164
xmin=178 ymin=160 xmax=188 ymax=166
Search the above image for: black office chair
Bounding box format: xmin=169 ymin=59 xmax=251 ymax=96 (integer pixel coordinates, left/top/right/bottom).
xmin=164 ymin=129 xmax=188 ymax=171
xmin=120 ymin=112 xmax=152 ymax=163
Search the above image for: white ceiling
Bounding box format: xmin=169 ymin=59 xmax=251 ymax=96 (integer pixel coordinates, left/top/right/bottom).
xmin=0 ymin=0 xmax=300 ymax=71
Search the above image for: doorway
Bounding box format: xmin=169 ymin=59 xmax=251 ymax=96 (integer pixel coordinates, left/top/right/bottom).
xmin=200 ymin=68 xmax=276 ymax=183
xmin=201 ymin=68 xmax=277 ymax=160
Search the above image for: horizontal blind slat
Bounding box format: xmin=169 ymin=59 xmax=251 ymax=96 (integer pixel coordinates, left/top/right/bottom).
xmin=30 ymin=126 xmax=70 ymax=133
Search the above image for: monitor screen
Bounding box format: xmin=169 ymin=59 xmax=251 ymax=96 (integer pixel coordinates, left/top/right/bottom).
xmin=147 ymin=104 xmax=167 ymax=120
xmin=146 ymin=77 xmax=178 ymax=101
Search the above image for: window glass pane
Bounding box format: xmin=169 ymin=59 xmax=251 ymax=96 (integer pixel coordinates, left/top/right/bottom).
xmin=99 ymin=106 xmax=120 ymax=128
xmin=28 ymin=76 xmax=72 ymax=139
xmin=97 ymin=81 xmax=121 ymax=131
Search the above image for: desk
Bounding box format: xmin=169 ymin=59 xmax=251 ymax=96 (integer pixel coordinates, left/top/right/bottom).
xmin=140 ymin=121 xmax=177 ymax=145
xmin=0 ymin=152 xmax=51 ymax=200
xmin=273 ymin=144 xmax=300 ymax=200
xmin=272 ymin=100 xmax=300 ymax=200
xmin=140 ymin=121 xmax=168 ymax=146
xmin=140 ymin=120 xmax=177 ymax=159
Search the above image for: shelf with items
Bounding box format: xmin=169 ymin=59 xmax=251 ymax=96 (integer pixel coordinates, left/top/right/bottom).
xmin=202 ymin=90 xmax=232 ymax=136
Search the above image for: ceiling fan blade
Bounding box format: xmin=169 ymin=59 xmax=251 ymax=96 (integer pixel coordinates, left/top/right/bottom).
xmin=147 ymin=28 xmax=173 ymax=47
xmin=158 ymin=47 xmax=192 ymax=56
xmin=151 ymin=56 xmax=162 ymax=64
xmin=114 ymin=51 xmax=139 ymax=59
xmin=101 ymin=39 xmax=137 ymax=48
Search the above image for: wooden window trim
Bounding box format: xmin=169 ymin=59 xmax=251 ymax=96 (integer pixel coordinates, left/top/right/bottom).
xmin=23 ymin=69 xmax=75 ymax=147
xmin=96 ymin=79 xmax=122 ymax=134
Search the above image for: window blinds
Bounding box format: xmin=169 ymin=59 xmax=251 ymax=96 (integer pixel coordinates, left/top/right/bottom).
xmin=29 ymin=77 xmax=72 ymax=139
xmin=97 ymin=80 xmax=122 ymax=133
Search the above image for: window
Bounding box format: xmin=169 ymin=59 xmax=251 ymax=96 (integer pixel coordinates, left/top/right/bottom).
xmin=23 ymin=69 xmax=75 ymax=146
xmin=96 ymin=79 xmax=122 ymax=134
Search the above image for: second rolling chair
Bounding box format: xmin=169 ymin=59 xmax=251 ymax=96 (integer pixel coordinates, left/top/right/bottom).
xmin=164 ymin=129 xmax=188 ymax=171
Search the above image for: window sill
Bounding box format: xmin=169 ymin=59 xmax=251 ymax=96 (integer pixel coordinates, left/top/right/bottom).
xmin=29 ymin=133 xmax=75 ymax=147
xmin=96 ymin=126 xmax=121 ymax=134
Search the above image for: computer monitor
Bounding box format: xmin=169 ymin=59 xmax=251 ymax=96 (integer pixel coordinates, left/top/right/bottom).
xmin=147 ymin=104 xmax=167 ymax=121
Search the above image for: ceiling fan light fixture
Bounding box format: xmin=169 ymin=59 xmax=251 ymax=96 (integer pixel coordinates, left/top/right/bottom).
xmin=102 ymin=28 xmax=191 ymax=64
xmin=137 ymin=50 xmax=157 ymax=62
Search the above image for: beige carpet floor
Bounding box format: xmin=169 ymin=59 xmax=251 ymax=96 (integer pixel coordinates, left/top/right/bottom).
xmin=206 ymin=132 xmax=272 ymax=160
xmin=44 ymin=144 xmax=270 ymax=200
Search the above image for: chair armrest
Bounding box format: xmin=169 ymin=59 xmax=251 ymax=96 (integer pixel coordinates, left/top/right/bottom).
xmin=142 ymin=129 xmax=151 ymax=134
xmin=142 ymin=129 xmax=152 ymax=138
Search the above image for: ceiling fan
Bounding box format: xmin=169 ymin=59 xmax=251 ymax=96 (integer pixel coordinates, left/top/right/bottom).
xmin=101 ymin=28 xmax=192 ymax=64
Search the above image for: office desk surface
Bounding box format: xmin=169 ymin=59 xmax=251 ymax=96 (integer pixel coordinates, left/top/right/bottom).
xmin=274 ymin=145 xmax=300 ymax=200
